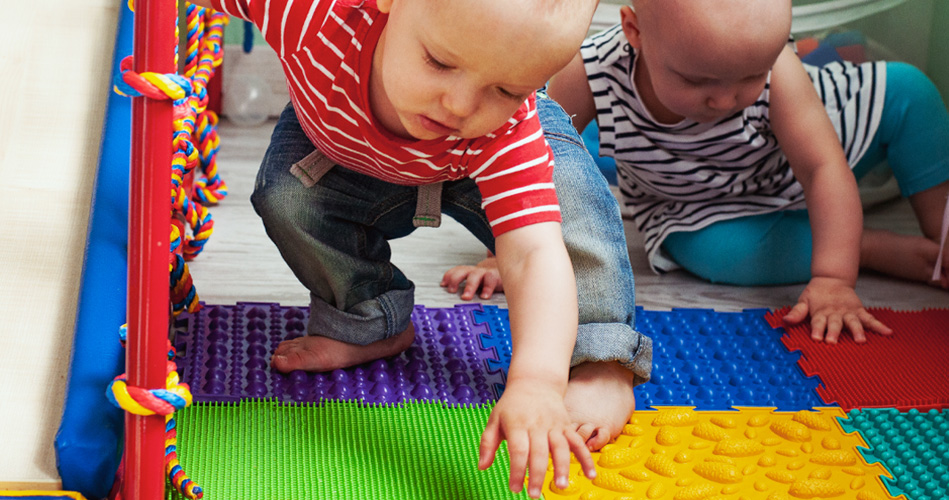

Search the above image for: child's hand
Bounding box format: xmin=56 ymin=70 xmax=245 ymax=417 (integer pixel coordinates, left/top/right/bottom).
xmin=441 ymin=254 xmax=503 ymax=300
xmin=479 ymin=380 xmax=596 ymax=499
xmin=784 ymin=276 xmax=893 ymax=343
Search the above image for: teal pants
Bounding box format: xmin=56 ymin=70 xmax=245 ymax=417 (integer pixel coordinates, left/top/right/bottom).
xmin=662 ymin=62 xmax=949 ymax=285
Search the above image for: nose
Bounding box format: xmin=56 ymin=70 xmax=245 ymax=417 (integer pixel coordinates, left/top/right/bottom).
xmin=706 ymin=89 xmax=737 ymax=111
xmin=441 ymin=86 xmax=480 ymax=119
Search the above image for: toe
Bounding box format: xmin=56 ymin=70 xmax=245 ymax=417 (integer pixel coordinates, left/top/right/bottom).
xmin=575 ymin=423 xmax=597 ymax=445
xmin=585 ymin=426 xmax=612 ymax=451
xmin=273 ymin=336 xmax=302 ymax=355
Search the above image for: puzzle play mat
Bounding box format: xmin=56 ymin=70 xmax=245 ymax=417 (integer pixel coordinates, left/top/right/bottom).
xmin=158 ymin=303 xmax=949 ymax=499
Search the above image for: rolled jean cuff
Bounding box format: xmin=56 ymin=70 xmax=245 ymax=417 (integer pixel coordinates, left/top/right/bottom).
xmin=306 ymin=286 xmax=415 ymax=345
xmin=571 ymin=324 xmax=653 ymax=387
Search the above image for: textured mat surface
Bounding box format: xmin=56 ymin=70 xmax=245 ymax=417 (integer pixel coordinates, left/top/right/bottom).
xmin=840 ymin=408 xmax=949 ymax=500
xmin=539 ymin=407 xmax=898 ymax=500
xmin=173 ymin=303 xmax=503 ymax=404
xmin=474 ymin=306 xmax=825 ymax=410
xmin=165 ymin=400 xmax=528 ymax=500
xmin=767 ymin=308 xmax=949 ymax=411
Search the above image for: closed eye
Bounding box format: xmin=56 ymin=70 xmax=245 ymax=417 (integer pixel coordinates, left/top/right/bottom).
xmin=424 ymin=51 xmax=452 ymax=71
xmin=498 ymin=87 xmax=527 ymax=101
xmin=679 ymin=75 xmax=708 ymax=86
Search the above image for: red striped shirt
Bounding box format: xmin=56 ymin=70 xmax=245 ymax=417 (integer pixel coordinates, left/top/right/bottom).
xmin=212 ymin=0 xmax=561 ymax=236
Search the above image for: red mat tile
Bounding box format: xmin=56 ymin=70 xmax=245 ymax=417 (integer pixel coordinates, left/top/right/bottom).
xmin=766 ymin=307 xmax=949 ymax=411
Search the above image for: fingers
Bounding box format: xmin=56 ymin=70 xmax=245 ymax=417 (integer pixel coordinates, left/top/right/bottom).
xmin=548 ymin=431 xmax=571 ymax=491
xmin=480 ymin=271 xmax=501 ymax=298
xmin=810 ymin=309 xmax=894 ymax=344
xmin=843 ymin=313 xmax=866 ymax=343
xmin=440 ymin=266 xmax=499 ymax=300
xmin=440 ymin=266 xmax=471 ymax=293
xmin=566 ymin=429 xmax=597 ymax=479
xmin=858 ymin=309 xmax=892 ymax=336
xmin=783 ymin=301 xmax=810 ymax=325
xmin=505 ymin=432 xmax=529 ymax=494
xmin=822 ymin=314 xmax=843 ymax=344
xmin=810 ymin=314 xmax=827 ymax=342
xmin=462 ymin=271 xmax=484 ymax=300
xmin=526 ymin=432 xmax=549 ymax=498
xmin=479 ymin=418 xmax=501 ymax=471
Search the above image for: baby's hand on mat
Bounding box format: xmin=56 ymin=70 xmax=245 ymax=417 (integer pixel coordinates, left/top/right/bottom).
xmin=479 ymin=381 xmax=596 ymax=499
xmin=441 ymin=255 xmax=503 ymax=300
xmin=784 ymin=276 xmax=893 ymax=343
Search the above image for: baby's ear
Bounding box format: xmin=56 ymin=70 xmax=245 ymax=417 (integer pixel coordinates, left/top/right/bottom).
xmin=620 ymin=5 xmax=643 ymax=49
xmin=376 ymin=0 xmax=393 ymax=13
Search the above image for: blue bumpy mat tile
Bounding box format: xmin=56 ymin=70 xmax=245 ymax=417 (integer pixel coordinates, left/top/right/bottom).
xmin=472 ymin=305 xmax=825 ymax=410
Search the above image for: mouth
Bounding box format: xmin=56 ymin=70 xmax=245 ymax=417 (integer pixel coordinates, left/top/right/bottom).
xmin=418 ymin=115 xmax=459 ymax=136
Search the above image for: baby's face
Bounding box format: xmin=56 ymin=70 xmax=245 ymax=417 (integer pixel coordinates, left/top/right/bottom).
xmin=640 ymin=35 xmax=776 ymax=123
xmin=628 ymin=0 xmax=789 ymax=124
xmin=371 ymin=0 xmax=586 ymax=140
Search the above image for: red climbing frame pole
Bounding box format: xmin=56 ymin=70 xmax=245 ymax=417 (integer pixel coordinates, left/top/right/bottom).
xmin=126 ymin=0 xmax=176 ymax=498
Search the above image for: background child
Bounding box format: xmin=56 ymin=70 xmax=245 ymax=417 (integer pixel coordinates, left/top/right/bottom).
xmin=546 ymin=0 xmax=949 ymax=343
xmin=192 ymin=0 xmax=653 ymax=496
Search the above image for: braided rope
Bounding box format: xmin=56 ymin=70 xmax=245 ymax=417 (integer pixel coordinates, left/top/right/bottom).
xmin=189 ymin=10 xmax=228 ymax=205
xmin=170 ymin=225 xmax=199 ymax=316
xmin=166 ymin=416 xmax=203 ymax=498
xmin=113 ymin=5 xmax=229 ymax=318
xmin=108 ymin=325 xmax=202 ymax=499
xmin=108 ymin=4 xmax=227 ymax=496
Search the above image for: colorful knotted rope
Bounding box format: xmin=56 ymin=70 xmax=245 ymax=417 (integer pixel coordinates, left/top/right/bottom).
xmin=113 ymin=4 xmax=229 ymax=317
xmin=170 ymin=225 xmax=199 ymax=315
xmin=108 ymin=325 xmax=203 ymax=499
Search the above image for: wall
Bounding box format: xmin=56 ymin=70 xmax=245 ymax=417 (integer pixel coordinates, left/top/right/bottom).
xmin=215 ymin=0 xmax=949 ymax=114
xmin=926 ymin=0 xmax=949 ymax=102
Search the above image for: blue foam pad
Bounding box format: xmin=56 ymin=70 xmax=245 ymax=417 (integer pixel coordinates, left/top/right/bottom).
xmin=55 ymin=7 xmax=131 ymax=499
xmin=472 ymin=305 xmax=826 ymax=411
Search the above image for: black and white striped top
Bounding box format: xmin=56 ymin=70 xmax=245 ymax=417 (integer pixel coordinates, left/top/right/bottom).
xmin=582 ymin=25 xmax=886 ymax=272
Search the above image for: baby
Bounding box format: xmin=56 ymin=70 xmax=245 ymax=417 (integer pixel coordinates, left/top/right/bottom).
xmin=452 ymin=0 xmax=949 ymax=343
xmin=191 ymin=0 xmax=655 ymax=497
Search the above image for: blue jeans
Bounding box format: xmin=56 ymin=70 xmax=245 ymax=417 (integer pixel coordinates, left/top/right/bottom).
xmin=251 ymin=97 xmax=652 ymax=384
xmin=662 ymin=62 xmax=949 ymax=286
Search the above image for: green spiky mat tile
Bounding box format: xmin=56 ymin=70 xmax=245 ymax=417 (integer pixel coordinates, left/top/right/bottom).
xmin=167 ymin=400 xmax=530 ymax=499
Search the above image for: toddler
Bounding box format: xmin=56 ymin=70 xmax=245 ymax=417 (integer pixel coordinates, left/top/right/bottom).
xmin=546 ymin=0 xmax=949 ymax=342
xmin=192 ymin=0 xmax=653 ymax=496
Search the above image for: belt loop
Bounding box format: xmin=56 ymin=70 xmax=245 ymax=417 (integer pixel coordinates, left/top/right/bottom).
xmin=290 ymin=149 xmax=336 ymax=187
xmin=413 ymin=183 xmax=443 ymax=228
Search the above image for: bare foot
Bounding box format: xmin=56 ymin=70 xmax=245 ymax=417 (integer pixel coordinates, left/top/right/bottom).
xmin=861 ymin=229 xmax=948 ymax=289
xmin=271 ymin=323 xmax=416 ymax=373
xmin=563 ymin=361 xmax=636 ymax=451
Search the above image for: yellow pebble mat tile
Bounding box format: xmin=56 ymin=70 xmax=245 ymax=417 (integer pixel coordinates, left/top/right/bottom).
xmin=541 ymin=407 xmax=901 ymax=500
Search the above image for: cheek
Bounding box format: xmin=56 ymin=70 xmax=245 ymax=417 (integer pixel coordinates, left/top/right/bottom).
xmin=465 ymin=100 xmax=521 ymax=136
xmin=385 ymin=69 xmax=425 ymax=108
xmin=738 ymin=84 xmax=764 ymax=107
xmin=656 ymin=85 xmax=698 ymax=111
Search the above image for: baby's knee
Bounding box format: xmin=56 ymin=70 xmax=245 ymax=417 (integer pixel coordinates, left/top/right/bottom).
xmin=251 ymin=177 xmax=311 ymax=231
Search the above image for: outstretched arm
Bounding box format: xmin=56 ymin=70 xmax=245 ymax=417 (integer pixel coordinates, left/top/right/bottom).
xmin=441 ymin=52 xmax=598 ymax=298
xmin=769 ymin=45 xmax=891 ymax=343
xmin=477 ymin=222 xmax=596 ymax=499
